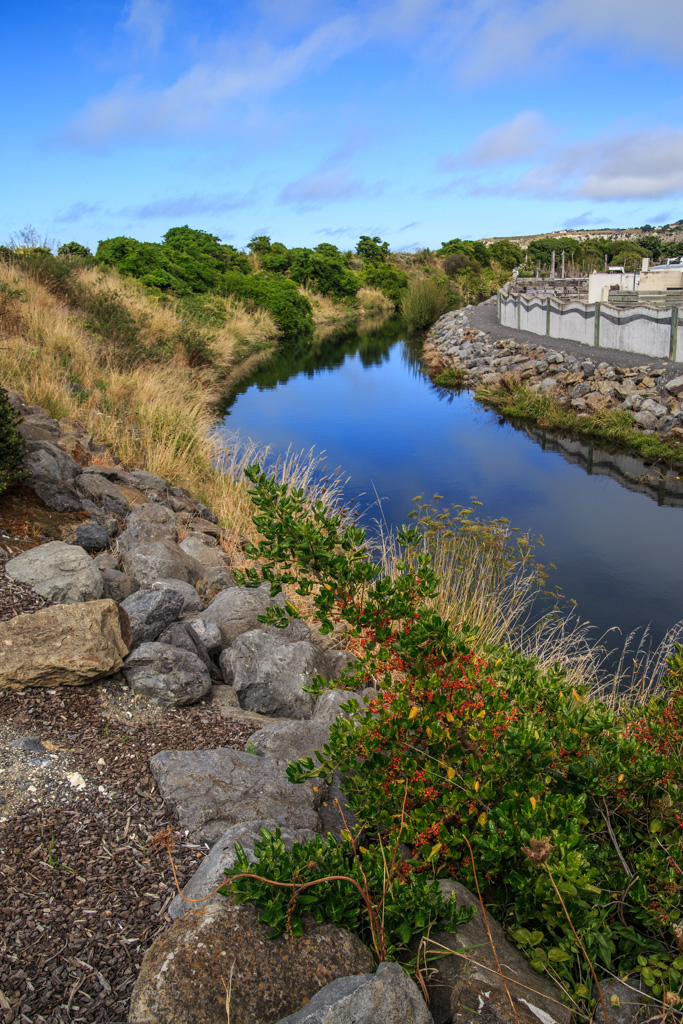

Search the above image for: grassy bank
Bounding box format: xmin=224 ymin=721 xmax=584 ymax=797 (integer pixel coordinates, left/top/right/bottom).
xmin=477 ymin=376 xmax=683 ymax=468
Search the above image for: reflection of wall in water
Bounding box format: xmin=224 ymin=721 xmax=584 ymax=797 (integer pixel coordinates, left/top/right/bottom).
xmin=525 ymin=427 xmax=683 ymax=507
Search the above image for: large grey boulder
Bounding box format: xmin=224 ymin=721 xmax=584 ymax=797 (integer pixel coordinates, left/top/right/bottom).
xmin=120 ymin=539 xmax=204 ymax=585
xmin=123 ymin=468 xmax=170 ymax=493
xmin=276 ymin=961 xmax=434 ymax=1024
xmin=74 ymin=472 xmax=131 ymax=516
xmin=120 ymin=587 xmax=185 ymax=647
xmin=129 ymin=901 xmax=375 ymax=1024
xmin=313 ymin=689 xmax=359 ymax=727
xmin=24 ymin=440 xmax=80 ymax=481
xmin=423 ymin=881 xmax=571 ymax=1024
xmin=149 ymin=578 xmax=203 ymax=615
xmin=29 ymin=473 xmax=83 ymax=513
xmin=247 ymin=719 xmax=331 ymax=763
xmin=195 ymin=567 xmax=236 ymax=605
xmin=0 ymin=599 xmax=130 ymax=689
xmin=184 ymin=615 xmax=222 ymax=654
xmin=157 ymin=620 xmax=219 ymax=680
xmin=193 ymin=583 xmax=287 ymax=647
xmin=116 ymin=502 xmax=177 ymax=552
xmin=150 ymin=746 xmax=325 ymax=842
xmin=123 ymin=642 xmax=211 ymax=707
xmin=100 ymin=568 xmax=140 ymax=603
xmin=5 ymin=541 xmax=103 ymax=604
xmin=220 ymin=629 xmax=330 ymax=720
xmin=72 ymin=520 xmax=110 ymax=551
xmin=179 ymin=535 xmax=226 ymax=569
xmin=169 ymin=820 xmax=315 ymax=920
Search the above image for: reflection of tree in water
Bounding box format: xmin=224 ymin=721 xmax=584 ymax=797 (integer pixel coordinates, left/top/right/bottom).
xmin=223 ymin=316 xmax=409 ymax=412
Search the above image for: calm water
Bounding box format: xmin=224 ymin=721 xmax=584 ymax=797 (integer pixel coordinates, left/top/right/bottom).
xmin=218 ymin=319 xmax=683 ymax=652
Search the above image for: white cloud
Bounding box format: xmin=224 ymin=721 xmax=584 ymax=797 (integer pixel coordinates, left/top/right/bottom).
xmin=56 ymin=201 xmax=104 ymax=223
xmin=279 ymin=169 xmax=373 ymax=207
xmin=440 ymin=111 xmax=548 ymax=169
xmin=120 ymin=191 xmax=257 ymax=219
xmin=122 ymin=0 xmax=169 ymax=56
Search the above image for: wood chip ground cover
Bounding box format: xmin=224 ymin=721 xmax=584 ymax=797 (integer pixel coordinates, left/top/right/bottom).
xmin=0 ymin=683 xmax=259 ymax=1024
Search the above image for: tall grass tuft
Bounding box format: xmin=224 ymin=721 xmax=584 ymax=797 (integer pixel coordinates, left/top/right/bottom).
xmin=399 ymin=277 xmax=449 ymax=331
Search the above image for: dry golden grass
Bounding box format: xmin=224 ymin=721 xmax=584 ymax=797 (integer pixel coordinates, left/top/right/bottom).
xmin=356 ymin=287 xmax=394 ymax=318
xmin=0 ymin=260 xmax=286 ymax=544
xmin=299 ymin=285 xmax=393 ymax=327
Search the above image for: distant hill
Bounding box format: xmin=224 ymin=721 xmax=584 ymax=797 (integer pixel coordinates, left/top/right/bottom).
xmin=479 ymin=219 xmax=683 ymax=249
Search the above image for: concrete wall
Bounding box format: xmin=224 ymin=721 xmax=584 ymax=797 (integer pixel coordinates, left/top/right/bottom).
xmin=587 ymin=271 xmax=638 ymax=303
xmin=499 ymin=291 xmax=679 ymax=360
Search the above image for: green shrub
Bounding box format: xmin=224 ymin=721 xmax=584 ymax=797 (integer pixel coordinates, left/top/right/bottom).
xmin=58 ymin=241 xmax=93 ymax=259
xmin=358 ymin=262 xmax=408 ymax=304
xmin=228 ymin=467 xmax=683 ymax=1011
xmin=218 ymin=272 xmax=313 ymax=341
xmin=400 ymin=277 xmax=449 ymax=330
xmin=0 ymin=388 xmax=28 ymax=494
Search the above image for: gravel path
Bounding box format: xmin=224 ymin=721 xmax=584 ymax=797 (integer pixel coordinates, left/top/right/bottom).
xmin=468 ymin=300 xmax=683 ymax=371
xmin=0 ymin=682 xmax=259 ymax=1024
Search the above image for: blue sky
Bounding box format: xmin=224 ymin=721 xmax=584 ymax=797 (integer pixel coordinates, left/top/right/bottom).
xmin=3 ymin=0 xmax=683 ymax=253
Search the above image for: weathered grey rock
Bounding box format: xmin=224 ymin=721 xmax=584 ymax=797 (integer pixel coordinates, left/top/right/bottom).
xmin=116 ymin=502 xmax=178 ymax=552
xmin=156 ymin=620 xmax=219 ymax=680
xmin=179 ymin=535 xmax=226 ymax=569
xmin=313 ymin=689 xmax=359 ymax=727
xmin=570 ymin=381 xmax=591 ymax=399
xmin=120 ymin=587 xmax=185 ymax=646
xmin=220 ymin=629 xmax=330 ymax=719
xmin=195 ymin=567 xmax=236 ymax=605
xmin=19 ymin=411 xmax=61 ymax=438
xmin=148 ymin=578 xmax=203 ymax=615
xmin=10 ymin=736 xmax=47 ymax=753
xmin=247 ymin=719 xmax=331 ymax=763
xmin=73 ymin=521 xmax=110 ymax=551
xmin=120 ymin=539 xmax=204 ymax=585
xmin=100 ymin=568 xmax=140 ymax=604
xmin=123 ymin=468 xmax=170 ymax=493
xmin=123 ymin=642 xmax=211 ymax=707
xmin=74 ymin=472 xmax=131 ymax=516
xmin=5 ymin=541 xmax=103 ymax=604
xmin=184 ymin=615 xmax=222 ymax=654
xmin=0 ymin=599 xmax=130 ymax=689
xmin=150 ymin=746 xmax=325 ymax=841
xmin=25 ymin=440 xmax=80 ymax=481
xmin=94 ymin=551 xmax=119 ymax=570
xmin=326 ymin=650 xmax=357 ymax=680
xmin=634 ymin=410 xmax=658 ymax=430
xmin=536 ymin=377 xmax=558 ymax=393
xmin=423 ymin=881 xmax=570 ymax=1024
xmin=276 ymin=961 xmax=434 ymax=1024
xmin=593 ymin=979 xmax=656 ymax=1024
xmin=29 ymin=473 xmax=83 ymax=513
xmin=129 ymin=901 xmax=375 ymax=1024
xmin=640 ymin=397 xmax=668 ymax=418
xmin=665 ymin=374 xmax=683 ymax=396
xmin=79 ymin=463 xmax=129 ymax=484
xmin=169 ymin=820 xmax=316 ymax=920
xmin=194 ymin=583 xmax=287 ymax=647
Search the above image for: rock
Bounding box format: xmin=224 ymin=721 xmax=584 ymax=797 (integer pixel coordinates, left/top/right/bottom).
xmin=179 ymin=535 xmax=226 ymax=569
xmin=326 ymin=650 xmax=358 ymax=680
xmin=196 ymin=567 xmax=236 ymax=604
xmin=79 ymin=463 xmax=129 ymax=484
xmin=5 ymin=541 xmax=103 ymax=604
xmin=593 ymin=979 xmax=656 ymax=1024
xmin=423 ymin=881 xmax=570 ymax=1024
xmin=570 ymin=382 xmax=591 ymax=399
xmin=640 ymin=398 xmax=668 ymax=418
xmin=120 ymin=539 xmax=204 ymax=585
xmin=156 ymin=621 xmax=219 ymax=680
xmin=317 ymin=772 xmax=358 ymax=841
xmin=124 ymin=468 xmax=170 ymax=493
xmin=0 ymin=599 xmax=130 ymax=689
xmin=25 ymin=440 xmax=80 ymax=480
xmin=72 ymin=521 xmax=110 ymax=551
xmin=129 ymin=901 xmax=375 ymax=1024
xmin=74 ymin=472 xmax=131 ymax=516
xmin=536 ymin=377 xmax=558 ymax=393
xmin=634 ymin=410 xmax=658 ymax=430
xmin=150 ymin=746 xmax=325 ymax=841
xmin=585 ymin=392 xmax=609 ymax=411
xmin=4 ymin=389 xmax=30 ymax=417
xmin=101 ymin=568 xmax=140 ymax=603
xmin=94 ymin=552 xmax=119 ymax=570
xmin=29 ymin=473 xmax=83 ymax=513
xmin=184 ymin=615 xmax=222 ymax=654
xmin=169 ymin=820 xmax=316 ymax=920
xmin=122 ymin=642 xmax=211 ymax=707
xmin=194 ymin=583 xmax=287 ymax=647
xmin=150 ymin=578 xmax=204 ymax=615
xmin=276 ymin=961 xmax=434 ymax=1024
xmin=581 ymin=361 xmax=596 ymax=375
xmin=116 ymin=502 xmax=178 ymax=552
xmin=120 ymin=587 xmax=185 ymax=646
xmin=313 ymin=689 xmax=359 ymax=727
xmin=10 ymin=736 xmax=47 ymax=753
xmin=247 ymin=719 xmax=331 ymax=763
xmin=665 ymin=375 xmax=683 ymax=397
xmin=220 ymin=630 xmax=330 ymax=720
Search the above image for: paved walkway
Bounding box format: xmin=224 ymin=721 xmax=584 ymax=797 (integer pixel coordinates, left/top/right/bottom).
xmin=468 ymin=301 xmax=683 ymax=371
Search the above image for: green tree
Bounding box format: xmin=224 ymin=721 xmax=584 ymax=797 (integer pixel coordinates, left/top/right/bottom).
xmin=356 ymin=235 xmax=390 ymax=263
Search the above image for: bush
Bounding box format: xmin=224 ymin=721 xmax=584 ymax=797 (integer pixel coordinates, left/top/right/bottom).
xmin=228 ymin=468 xmax=683 ymax=1010
xmin=0 ymin=388 xmax=27 ymax=494
xmin=359 ymin=262 xmax=408 ymax=304
xmin=218 ymin=272 xmax=313 ymax=341
xmin=400 ymin=277 xmax=449 ymax=330
xmin=58 ymin=241 xmax=93 ymax=259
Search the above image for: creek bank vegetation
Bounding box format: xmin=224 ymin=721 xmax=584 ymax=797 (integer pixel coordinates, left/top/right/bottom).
xmin=423 ymin=306 xmax=683 ymax=470
xmin=219 ymin=467 xmax=683 ymax=1019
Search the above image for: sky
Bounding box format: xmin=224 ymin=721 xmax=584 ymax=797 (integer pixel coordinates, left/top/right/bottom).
xmin=3 ymin=0 xmax=683 ymax=253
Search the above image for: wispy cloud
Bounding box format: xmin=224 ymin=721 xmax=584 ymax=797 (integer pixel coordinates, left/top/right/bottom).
xmin=122 ymin=0 xmax=169 ymax=57
xmin=279 ymin=169 xmax=380 ymax=207
xmin=56 ymin=201 xmax=104 ymax=223
xmin=398 ymin=221 xmax=419 ymax=231
xmin=120 ymin=191 xmax=257 ymax=219
xmin=313 ymin=226 xmax=354 ymax=236
xmin=440 ymin=112 xmax=548 ymax=169
xmin=562 ymin=212 xmax=593 ymax=229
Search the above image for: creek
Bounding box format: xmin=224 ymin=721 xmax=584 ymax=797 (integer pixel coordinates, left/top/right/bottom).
xmin=217 ymin=317 xmax=683 ymax=659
